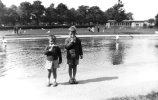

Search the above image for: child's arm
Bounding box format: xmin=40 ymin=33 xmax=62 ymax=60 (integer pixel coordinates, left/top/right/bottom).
xmin=78 ymin=39 xmax=83 ymax=59
xmin=44 ymin=46 xmax=50 ymax=55
xmin=58 ymin=47 xmax=62 ymax=64
xmin=65 ymin=38 xmax=74 ymax=50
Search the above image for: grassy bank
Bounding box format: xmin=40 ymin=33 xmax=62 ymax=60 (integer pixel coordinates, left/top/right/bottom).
xmin=108 ymin=91 xmax=158 ymax=100
xmin=0 ymin=27 xmax=158 ymax=37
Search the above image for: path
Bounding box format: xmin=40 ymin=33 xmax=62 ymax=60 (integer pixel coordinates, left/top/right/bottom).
xmin=0 ymin=61 xmax=158 ymax=100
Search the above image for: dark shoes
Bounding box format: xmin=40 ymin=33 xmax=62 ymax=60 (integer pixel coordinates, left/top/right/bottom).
xmin=69 ymin=79 xmax=74 ymax=84
xmin=52 ymin=82 xmax=58 ymax=87
xmin=69 ymin=78 xmax=78 ymax=84
xmin=46 ymin=82 xmax=58 ymax=87
xmin=46 ymin=83 xmax=52 ymax=87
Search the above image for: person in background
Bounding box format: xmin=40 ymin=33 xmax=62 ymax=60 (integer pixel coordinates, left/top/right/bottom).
xmin=1 ymin=37 xmax=7 ymax=50
xmin=44 ymin=35 xmax=62 ymax=87
xmin=97 ymin=24 xmax=100 ymax=32
xmin=65 ymin=26 xmax=83 ymax=84
xmin=14 ymin=25 xmax=19 ymax=35
xmin=91 ymin=25 xmax=95 ymax=32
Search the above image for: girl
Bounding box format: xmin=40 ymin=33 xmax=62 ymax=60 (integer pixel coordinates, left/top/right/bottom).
xmin=45 ymin=35 xmax=62 ymax=87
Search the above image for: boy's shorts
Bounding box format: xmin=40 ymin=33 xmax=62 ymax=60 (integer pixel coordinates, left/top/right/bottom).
xmin=45 ymin=59 xmax=59 ymax=69
xmin=67 ymin=59 xmax=79 ymax=66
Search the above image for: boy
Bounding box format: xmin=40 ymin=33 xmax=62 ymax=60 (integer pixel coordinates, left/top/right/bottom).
xmin=65 ymin=26 xmax=83 ymax=84
xmin=44 ymin=35 xmax=62 ymax=87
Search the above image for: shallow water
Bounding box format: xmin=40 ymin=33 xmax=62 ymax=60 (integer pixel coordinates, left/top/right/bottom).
xmin=0 ymin=36 xmax=158 ymax=78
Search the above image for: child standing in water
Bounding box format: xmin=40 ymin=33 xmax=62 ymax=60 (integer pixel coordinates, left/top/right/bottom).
xmin=44 ymin=35 xmax=62 ymax=87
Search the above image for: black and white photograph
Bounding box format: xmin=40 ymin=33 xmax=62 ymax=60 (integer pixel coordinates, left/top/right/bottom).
xmin=0 ymin=0 xmax=158 ymax=100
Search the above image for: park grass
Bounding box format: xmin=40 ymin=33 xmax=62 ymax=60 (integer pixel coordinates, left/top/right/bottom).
xmin=0 ymin=27 xmax=158 ymax=37
xmin=108 ymin=91 xmax=158 ymax=100
xmin=22 ymin=27 xmax=158 ymax=35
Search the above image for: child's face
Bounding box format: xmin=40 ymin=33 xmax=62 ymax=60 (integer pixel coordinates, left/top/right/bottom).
xmin=69 ymin=31 xmax=76 ymax=37
xmin=50 ymin=38 xmax=56 ymax=44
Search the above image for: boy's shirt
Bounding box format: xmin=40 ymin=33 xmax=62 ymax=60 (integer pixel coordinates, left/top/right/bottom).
xmin=65 ymin=37 xmax=83 ymax=60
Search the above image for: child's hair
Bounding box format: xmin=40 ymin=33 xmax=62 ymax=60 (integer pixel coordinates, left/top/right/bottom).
xmin=49 ymin=35 xmax=56 ymax=43
xmin=49 ymin=35 xmax=56 ymax=40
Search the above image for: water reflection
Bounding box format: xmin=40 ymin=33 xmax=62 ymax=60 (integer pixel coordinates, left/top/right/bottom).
xmin=109 ymin=40 xmax=125 ymax=65
xmin=1 ymin=36 xmax=158 ymax=78
xmin=0 ymin=44 xmax=7 ymax=77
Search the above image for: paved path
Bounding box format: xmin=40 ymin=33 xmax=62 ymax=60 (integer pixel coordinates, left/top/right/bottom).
xmin=0 ymin=61 xmax=158 ymax=100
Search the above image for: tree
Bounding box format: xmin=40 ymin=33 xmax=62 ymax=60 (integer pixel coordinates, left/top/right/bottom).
xmin=45 ymin=3 xmax=57 ymax=25
xmin=67 ymin=8 xmax=78 ymax=25
xmin=5 ymin=5 xmax=19 ymax=25
xmin=18 ymin=1 xmax=33 ymax=25
xmin=155 ymin=14 xmax=158 ymax=27
xmin=88 ymin=6 xmax=105 ymax=24
xmin=105 ymin=8 xmax=115 ymax=20
xmin=0 ymin=0 xmax=6 ymax=25
xmin=105 ymin=0 xmax=131 ymax=22
xmin=126 ymin=12 xmax=133 ymax=20
xmin=0 ymin=0 xmax=133 ymax=26
xmin=32 ymin=0 xmax=45 ymax=25
xmin=56 ymin=3 xmax=69 ymax=24
xmin=112 ymin=1 xmax=124 ymax=22
xmin=77 ymin=5 xmax=89 ymax=25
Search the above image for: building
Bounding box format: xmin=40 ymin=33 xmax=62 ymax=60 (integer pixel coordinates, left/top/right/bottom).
xmin=106 ymin=20 xmax=151 ymax=28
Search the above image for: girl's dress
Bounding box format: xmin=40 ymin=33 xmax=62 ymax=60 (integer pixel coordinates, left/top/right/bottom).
xmin=45 ymin=44 xmax=59 ymax=70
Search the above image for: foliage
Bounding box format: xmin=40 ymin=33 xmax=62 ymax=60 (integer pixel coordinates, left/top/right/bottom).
xmin=45 ymin=3 xmax=57 ymax=25
xmin=148 ymin=18 xmax=155 ymax=24
xmin=56 ymin=3 xmax=69 ymax=24
xmin=0 ymin=0 xmax=6 ymax=25
xmin=0 ymin=0 xmax=133 ymax=26
xmin=105 ymin=0 xmax=132 ymax=22
xmin=18 ymin=2 xmax=32 ymax=25
xmin=155 ymin=14 xmax=158 ymax=27
xmin=5 ymin=5 xmax=19 ymax=25
xmin=31 ymin=0 xmax=45 ymax=25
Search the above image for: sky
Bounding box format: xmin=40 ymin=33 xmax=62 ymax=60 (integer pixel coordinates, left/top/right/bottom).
xmin=1 ymin=0 xmax=158 ymax=20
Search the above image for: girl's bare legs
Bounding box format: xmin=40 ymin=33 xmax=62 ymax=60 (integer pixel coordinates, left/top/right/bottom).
xmin=52 ymin=68 xmax=58 ymax=86
xmin=47 ymin=69 xmax=51 ymax=86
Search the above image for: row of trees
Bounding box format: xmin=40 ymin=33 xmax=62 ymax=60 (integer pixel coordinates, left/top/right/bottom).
xmin=1 ymin=0 xmax=134 ymax=26
xmin=155 ymin=14 xmax=158 ymax=27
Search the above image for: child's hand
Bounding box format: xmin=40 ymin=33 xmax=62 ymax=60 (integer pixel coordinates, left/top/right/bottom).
xmin=59 ymin=60 xmax=62 ymax=64
xmin=80 ymin=55 xmax=83 ymax=59
xmin=70 ymin=38 xmax=74 ymax=43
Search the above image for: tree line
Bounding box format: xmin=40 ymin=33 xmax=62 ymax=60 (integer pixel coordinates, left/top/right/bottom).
xmin=0 ymin=0 xmax=140 ymax=27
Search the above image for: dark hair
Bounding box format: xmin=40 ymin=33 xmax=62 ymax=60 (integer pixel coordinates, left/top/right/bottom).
xmin=49 ymin=35 xmax=56 ymax=41
xmin=44 ymin=51 xmax=53 ymax=56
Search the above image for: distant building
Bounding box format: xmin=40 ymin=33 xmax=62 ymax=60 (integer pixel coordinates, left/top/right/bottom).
xmin=106 ymin=20 xmax=152 ymax=28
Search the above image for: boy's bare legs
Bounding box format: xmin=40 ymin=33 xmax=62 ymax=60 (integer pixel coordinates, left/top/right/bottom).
xmin=68 ymin=65 xmax=77 ymax=84
xmin=72 ymin=65 xmax=77 ymax=80
xmin=68 ymin=65 xmax=73 ymax=79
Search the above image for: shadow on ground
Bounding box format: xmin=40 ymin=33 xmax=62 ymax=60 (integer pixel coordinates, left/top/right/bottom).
xmin=61 ymin=76 xmax=118 ymax=85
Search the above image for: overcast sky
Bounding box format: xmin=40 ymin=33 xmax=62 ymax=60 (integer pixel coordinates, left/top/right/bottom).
xmin=1 ymin=0 xmax=158 ymax=20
